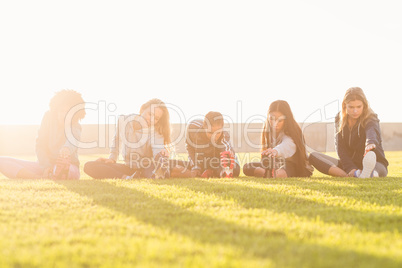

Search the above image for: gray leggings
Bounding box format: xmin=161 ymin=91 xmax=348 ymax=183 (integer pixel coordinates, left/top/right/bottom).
xmin=0 ymin=156 xmax=80 ymax=179
xmin=309 ymin=152 xmax=388 ymax=177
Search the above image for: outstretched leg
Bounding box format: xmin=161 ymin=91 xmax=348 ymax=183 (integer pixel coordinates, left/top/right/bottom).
xmin=0 ymin=157 xmax=43 ymax=179
xmin=309 ymin=152 xmax=347 ymax=177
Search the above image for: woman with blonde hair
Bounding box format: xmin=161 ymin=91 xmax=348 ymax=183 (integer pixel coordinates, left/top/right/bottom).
xmin=309 ymin=87 xmax=389 ymax=178
xmin=0 ymin=90 xmax=85 ymax=179
xmin=84 ymin=98 xmax=176 ymax=179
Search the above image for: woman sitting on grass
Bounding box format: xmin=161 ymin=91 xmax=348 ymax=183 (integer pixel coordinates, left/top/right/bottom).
xmin=184 ymin=111 xmax=240 ymax=178
xmin=84 ymin=98 xmax=182 ymax=179
xmin=0 ymin=90 xmax=85 ymax=180
xmin=243 ymin=100 xmax=313 ymax=178
xmin=309 ymin=87 xmax=389 ymax=178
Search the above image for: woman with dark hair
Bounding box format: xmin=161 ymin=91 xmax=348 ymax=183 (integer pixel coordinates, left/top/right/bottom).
xmin=84 ymin=98 xmax=177 ymax=179
xmin=309 ymin=87 xmax=388 ymax=178
xmin=243 ymin=100 xmax=313 ymax=178
xmin=0 ymin=90 xmax=85 ymax=179
xmin=184 ymin=111 xmax=240 ymax=178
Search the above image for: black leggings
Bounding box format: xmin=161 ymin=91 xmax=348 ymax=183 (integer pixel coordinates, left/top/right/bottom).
xmin=243 ymin=159 xmax=298 ymax=178
xmin=84 ymin=161 xmax=139 ymax=179
xmin=308 ymin=152 xmax=341 ymax=175
xmin=309 ymin=152 xmax=388 ymax=177
xmin=174 ymin=159 xmax=241 ymax=177
xmin=84 ymin=159 xmax=192 ymax=179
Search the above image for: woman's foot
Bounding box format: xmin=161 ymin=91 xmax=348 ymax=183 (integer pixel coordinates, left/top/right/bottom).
xmin=359 ymin=151 xmax=377 ymax=178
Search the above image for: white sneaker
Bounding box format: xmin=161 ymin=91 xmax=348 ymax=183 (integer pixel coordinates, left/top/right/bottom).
xmin=359 ymin=151 xmax=376 ymax=178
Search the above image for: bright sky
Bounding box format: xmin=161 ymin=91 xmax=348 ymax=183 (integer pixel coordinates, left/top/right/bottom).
xmin=1 ymin=0 xmax=401 ymax=125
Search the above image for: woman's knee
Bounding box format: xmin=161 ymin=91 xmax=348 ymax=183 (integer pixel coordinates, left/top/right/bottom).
xmin=83 ymin=161 xmax=97 ymax=177
xmin=378 ymin=169 xmax=388 ymax=177
xmin=242 ymin=163 xmax=254 ymax=176
xmin=275 ymin=169 xmax=288 ymax=178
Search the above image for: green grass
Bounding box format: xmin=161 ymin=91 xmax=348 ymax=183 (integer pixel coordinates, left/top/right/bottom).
xmin=1 ymin=152 xmax=401 ymax=267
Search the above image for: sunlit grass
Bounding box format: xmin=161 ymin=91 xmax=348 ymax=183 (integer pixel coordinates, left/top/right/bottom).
xmin=0 ymin=152 xmax=401 ymax=267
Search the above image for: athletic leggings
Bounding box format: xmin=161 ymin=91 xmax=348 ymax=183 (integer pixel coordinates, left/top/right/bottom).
xmin=0 ymin=156 xmax=80 ymax=179
xmin=84 ymin=159 xmax=191 ymax=179
xmin=173 ymin=159 xmax=241 ymax=177
xmin=243 ymin=159 xmax=297 ymax=177
xmin=309 ymin=152 xmax=388 ymax=177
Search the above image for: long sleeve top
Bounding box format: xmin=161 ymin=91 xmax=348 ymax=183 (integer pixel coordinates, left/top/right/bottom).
xmin=185 ymin=119 xmax=237 ymax=172
xmin=35 ymin=111 xmax=81 ymax=168
xmin=273 ymin=133 xmax=297 ymax=159
xmin=335 ymin=113 xmax=389 ymax=173
xmin=109 ymin=114 xmax=165 ymax=168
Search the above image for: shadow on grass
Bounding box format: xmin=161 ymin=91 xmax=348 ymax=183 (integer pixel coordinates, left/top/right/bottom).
xmin=54 ymin=179 xmax=400 ymax=267
xmin=254 ymin=176 xmax=402 ymax=208
xmin=246 ymin=176 xmax=402 ymax=211
xmin=150 ymin=178 xmax=402 ymax=234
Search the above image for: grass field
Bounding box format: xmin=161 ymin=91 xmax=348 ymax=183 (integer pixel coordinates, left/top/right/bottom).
xmin=1 ymin=152 xmax=402 ymax=268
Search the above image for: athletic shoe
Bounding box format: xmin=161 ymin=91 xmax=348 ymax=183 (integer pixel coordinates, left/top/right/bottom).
xmin=359 ymin=151 xmax=377 ymax=178
xmin=51 ymin=154 xmax=71 ymax=180
xmin=152 ymin=154 xmax=170 ymax=179
xmin=220 ymin=151 xmax=235 ymax=178
xmin=123 ymin=170 xmax=141 ymax=180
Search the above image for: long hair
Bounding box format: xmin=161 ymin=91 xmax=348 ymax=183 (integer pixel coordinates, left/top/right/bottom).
xmin=140 ymin=98 xmax=171 ymax=145
xmin=338 ymin=87 xmax=376 ymax=133
xmin=261 ymin=100 xmax=309 ymax=175
xmin=49 ymin=89 xmax=85 ymax=124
